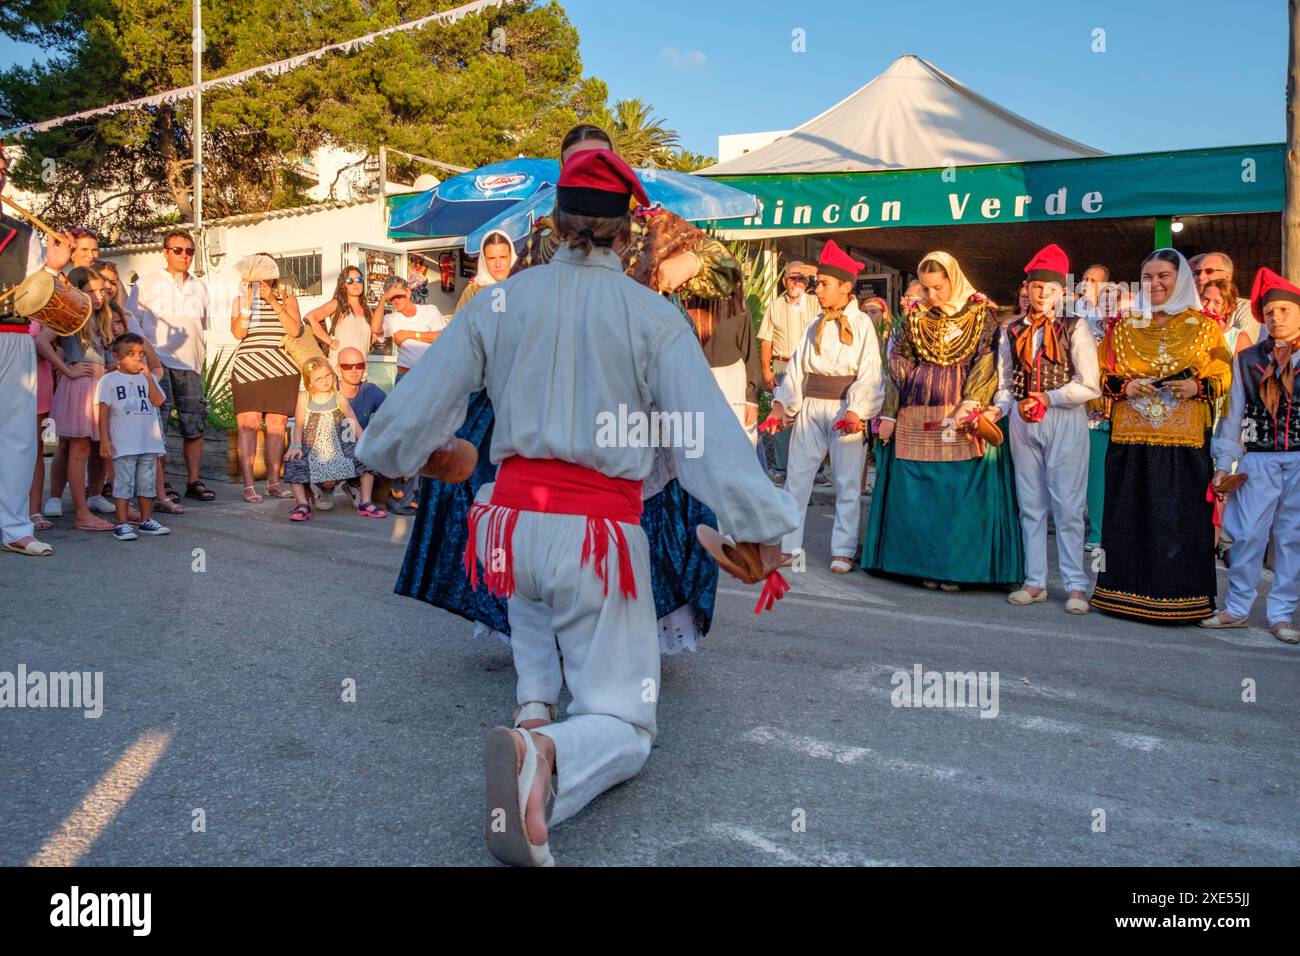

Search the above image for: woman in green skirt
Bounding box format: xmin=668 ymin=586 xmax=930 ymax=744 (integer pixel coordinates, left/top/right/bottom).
xmin=862 ymin=251 xmax=1024 ymax=589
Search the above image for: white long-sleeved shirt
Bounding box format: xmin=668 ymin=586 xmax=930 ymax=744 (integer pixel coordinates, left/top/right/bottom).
xmin=993 ymin=315 xmax=1101 ymax=415
xmin=357 ymin=244 xmax=799 ymax=545
xmin=773 ymin=298 xmax=884 ymax=420
xmin=1212 ymin=344 xmax=1300 ymax=470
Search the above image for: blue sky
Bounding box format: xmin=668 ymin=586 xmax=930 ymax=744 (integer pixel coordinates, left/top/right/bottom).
xmin=1 ymin=0 xmax=1287 ymax=157
xmin=561 ymin=0 xmax=1286 ymax=157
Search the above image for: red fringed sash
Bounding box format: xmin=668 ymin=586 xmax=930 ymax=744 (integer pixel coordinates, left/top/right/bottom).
xmin=464 ymin=457 xmax=644 ymax=601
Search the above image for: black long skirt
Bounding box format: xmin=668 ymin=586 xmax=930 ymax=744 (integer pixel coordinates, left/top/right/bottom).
xmin=1089 ymin=437 xmax=1217 ymax=623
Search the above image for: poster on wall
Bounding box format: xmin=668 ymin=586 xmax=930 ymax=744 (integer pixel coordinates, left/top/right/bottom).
xmin=363 ymin=248 xmax=399 ymax=309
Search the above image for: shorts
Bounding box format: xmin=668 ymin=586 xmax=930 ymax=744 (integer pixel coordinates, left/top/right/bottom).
xmin=159 ymin=367 xmax=206 ymax=440
xmin=112 ymin=454 xmax=158 ymax=500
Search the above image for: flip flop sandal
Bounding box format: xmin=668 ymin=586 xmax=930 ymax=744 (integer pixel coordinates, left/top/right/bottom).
xmin=264 ymin=482 xmax=294 ymax=499
xmin=74 ymin=520 xmax=114 ymax=533
xmin=154 ymin=497 xmax=186 ymax=514
xmin=356 ymin=502 xmax=387 ymax=518
xmin=483 ymin=726 xmax=555 ymax=867
xmin=243 ymin=485 xmax=264 ymax=503
xmin=939 ymin=582 xmax=961 ymax=592
xmin=185 ymin=481 xmax=216 ymax=501
xmin=164 ymin=482 xmax=181 ymax=503
xmin=1269 ymin=622 xmax=1300 ymax=644
xmin=830 ymin=557 xmax=854 ymax=574
xmin=289 ymin=504 xmax=313 ymax=522
xmin=3 ymin=539 xmax=53 ymax=556
xmin=29 ymin=513 xmax=53 ymax=532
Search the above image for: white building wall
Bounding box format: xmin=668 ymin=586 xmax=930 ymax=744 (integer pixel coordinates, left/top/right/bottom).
xmin=717 ymin=130 xmax=791 ymax=163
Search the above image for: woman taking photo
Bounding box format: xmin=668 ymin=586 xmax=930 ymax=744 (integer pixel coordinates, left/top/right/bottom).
xmin=1090 ymin=249 xmax=1232 ymax=622
xmin=305 ymin=265 xmax=381 ymax=370
xmin=230 ymin=254 xmax=303 ymax=502
xmin=862 ymin=251 xmax=1024 ymax=590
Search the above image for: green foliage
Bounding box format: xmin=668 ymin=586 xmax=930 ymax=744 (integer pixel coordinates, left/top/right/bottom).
xmin=661 ymin=149 xmax=716 ymax=172
xmin=0 ymin=1 xmax=614 ymax=241
xmin=203 ymin=345 xmax=236 ymax=430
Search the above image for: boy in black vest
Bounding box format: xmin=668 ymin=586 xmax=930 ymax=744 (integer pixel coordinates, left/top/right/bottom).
xmin=1203 ymin=267 xmax=1300 ymax=643
xmin=997 ymin=244 xmax=1100 ymax=613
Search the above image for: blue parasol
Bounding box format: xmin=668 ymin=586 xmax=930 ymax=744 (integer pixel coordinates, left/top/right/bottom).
xmin=387 ymin=158 xmax=560 ymax=240
xmin=464 ymin=167 xmax=759 ymax=254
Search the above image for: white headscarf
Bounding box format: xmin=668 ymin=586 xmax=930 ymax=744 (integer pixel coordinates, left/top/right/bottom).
xmin=236 ymin=253 xmax=279 ymax=282
xmin=917 ymin=250 xmax=980 ymax=316
xmin=474 ymin=231 xmax=517 ymax=288
xmin=1135 ymin=248 xmax=1201 ymax=318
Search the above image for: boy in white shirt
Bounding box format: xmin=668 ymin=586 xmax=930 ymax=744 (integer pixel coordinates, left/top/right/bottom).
xmin=96 ymin=334 xmax=170 ymax=541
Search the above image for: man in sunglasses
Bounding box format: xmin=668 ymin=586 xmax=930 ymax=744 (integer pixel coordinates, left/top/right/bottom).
xmin=132 ymin=230 xmax=215 ymax=505
xmin=1189 ymin=251 xmax=1262 ymax=346
xmin=335 ymin=346 xmax=389 ymax=516
xmin=758 ymin=261 xmax=819 ymax=484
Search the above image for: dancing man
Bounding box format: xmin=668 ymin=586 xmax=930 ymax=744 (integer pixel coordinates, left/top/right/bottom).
xmin=767 ymin=240 xmax=884 ymax=573
xmin=997 ymin=244 xmax=1100 ymax=613
xmin=357 ymin=150 xmax=798 ymax=866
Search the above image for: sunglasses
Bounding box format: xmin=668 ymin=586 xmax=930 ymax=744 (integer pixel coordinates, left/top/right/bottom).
xmin=167 ymin=246 xmax=195 ymax=256
xmin=344 ymin=277 xmax=364 ymax=285
xmin=337 ymin=361 xmax=366 ymax=371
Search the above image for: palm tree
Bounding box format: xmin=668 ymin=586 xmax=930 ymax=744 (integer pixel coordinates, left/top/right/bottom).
xmin=608 ymin=99 xmax=680 ymax=166
xmin=663 ymin=149 xmax=716 ymax=172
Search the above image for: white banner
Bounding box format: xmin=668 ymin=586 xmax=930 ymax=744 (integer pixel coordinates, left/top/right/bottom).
xmin=0 ymin=0 xmax=505 ymax=138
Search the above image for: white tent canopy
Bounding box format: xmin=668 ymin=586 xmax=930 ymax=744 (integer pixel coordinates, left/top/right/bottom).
xmin=703 ymin=54 xmax=1104 ymax=176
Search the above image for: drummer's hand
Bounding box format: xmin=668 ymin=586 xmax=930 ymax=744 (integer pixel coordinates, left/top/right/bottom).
xmin=771 ymin=401 xmax=793 ymax=429
xmin=1212 ymin=468 xmax=1230 ymax=494
xmin=758 ymin=542 xmax=783 ymax=576
xmin=954 ymin=399 xmax=979 ymax=421
xmin=44 ymin=231 xmax=75 ymax=271
xmin=838 ymin=411 xmax=865 ymax=434
xmin=877 ymin=418 xmax=895 ymax=443
xmin=982 ymin=405 xmax=1002 ymax=423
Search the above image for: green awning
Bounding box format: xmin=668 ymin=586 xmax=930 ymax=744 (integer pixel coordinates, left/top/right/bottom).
xmin=702 ymin=144 xmax=1282 ymax=234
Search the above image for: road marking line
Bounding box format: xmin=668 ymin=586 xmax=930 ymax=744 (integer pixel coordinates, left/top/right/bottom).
xmin=28 ymin=729 xmax=172 ymax=867
xmin=706 ymin=823 xmax=900 ymax=866
xmin=831 ymin=664 xmax=1167 ymax=751
xmin=717 ymin=589 xmax=1300 ymax=661
xmin=744 ymin=725 xmax=961 ymax=780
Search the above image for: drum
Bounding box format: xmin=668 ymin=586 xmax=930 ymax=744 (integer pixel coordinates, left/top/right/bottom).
xmin=12 ymin=270 xmax=91 ymax=337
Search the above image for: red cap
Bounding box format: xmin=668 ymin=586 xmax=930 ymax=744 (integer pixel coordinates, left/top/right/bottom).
xmin=1250 ymin=267 xmax=1300 ymax=321
xmin=556 ymin=149 xmax=650 ymax=218
xmin=1024 ymin=243 xmax=1069 ymax=285
xmin=817 ymin=240 xmax=863 ymax=283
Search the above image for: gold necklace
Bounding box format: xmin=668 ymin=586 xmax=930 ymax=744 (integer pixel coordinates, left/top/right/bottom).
xmin=1112 ymin=311 xmax=1213 ymax=377
xmin=909 ymin=302 xmax=987 ymax=366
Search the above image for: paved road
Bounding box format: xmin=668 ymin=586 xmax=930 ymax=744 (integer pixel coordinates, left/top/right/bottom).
xmin=2 ymin=486 xmax=1297 ymax=866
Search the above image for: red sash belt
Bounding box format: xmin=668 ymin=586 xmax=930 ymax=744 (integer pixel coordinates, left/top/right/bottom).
xmin=464 ymin=456 xmax=644 ymax=601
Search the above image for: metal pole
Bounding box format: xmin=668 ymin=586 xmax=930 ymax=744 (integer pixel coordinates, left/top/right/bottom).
xmin=192 ymin=0 xmax=204 ymax=269
xmin=1286 ymin=0 xmax=1300 ymax=278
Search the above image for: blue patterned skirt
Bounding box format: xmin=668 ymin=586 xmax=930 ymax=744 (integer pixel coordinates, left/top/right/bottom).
xmin=394 ymin=390 xmax=719 ymax=639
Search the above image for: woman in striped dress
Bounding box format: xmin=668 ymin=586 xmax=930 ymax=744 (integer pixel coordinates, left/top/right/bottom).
xmin=230 ymin=254 xmax=303 ymax=502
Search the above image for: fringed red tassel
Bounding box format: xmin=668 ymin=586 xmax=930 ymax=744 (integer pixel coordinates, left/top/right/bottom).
xmin=612 ymin=522 xmax=637 ymax=599
xmin=754 ymin=570 xmax=790 ymax=614
xmin=580 ymin=518 xmax=638 ymax=600
xmin=464 ymin=503 xmax=520 ymax=599
xmin=464 ymin=503 xmax=487 ymax=591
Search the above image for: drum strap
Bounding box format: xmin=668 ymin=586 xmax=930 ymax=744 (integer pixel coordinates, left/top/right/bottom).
xmin=0 ymin=228 xmax=16 ymax=256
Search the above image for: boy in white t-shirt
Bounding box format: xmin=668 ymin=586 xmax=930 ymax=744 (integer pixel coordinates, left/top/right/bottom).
xmin=96 ymin=334 xmax=170 ymax=541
